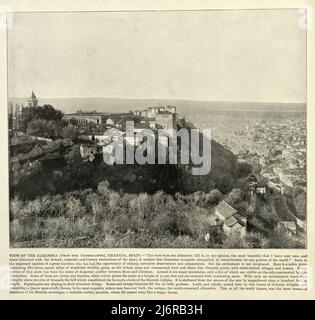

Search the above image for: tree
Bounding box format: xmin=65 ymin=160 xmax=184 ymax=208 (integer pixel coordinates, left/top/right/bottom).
xmin=225 ymin=188 xmax=243 ymax=206
xmin=237 ymin=162 xmax=252 ymax=178
xmin=208 ymin=189 xmax=223 ymax=205
xmin=64 ymin=145 xmax=82 ymax=167
xmin=215 ymin=173 xmax=234 ymax=194
xmin=11 ymin=161 xmax=45 ymax=200
xmin=38 ymin=105 xmax=63 ymax=121
xmin=26 ymin=119 xmax=47 ymax=137
xmin=27 ymin=119 xmax=63 ymax=139
xmin=20 ymin=105 xmax=63 ymax=133
xmin=62 ymin=126 xmax=79 ymax=141
xmin=69 ymin=118 xmax=79 ymax=126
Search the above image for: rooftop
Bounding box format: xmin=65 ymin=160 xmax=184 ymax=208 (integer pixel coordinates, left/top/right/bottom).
xmin=215 ymin=200 xmax=237 ymax=220
xmin=224 ymin=216 xmax=238 ymax=227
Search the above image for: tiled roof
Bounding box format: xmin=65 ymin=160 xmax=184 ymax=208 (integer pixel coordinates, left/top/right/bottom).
xmin=224 ymin=216 xmax=238 ymax=228
xmin=234 ymin=213 xmax=245 ymax=220
xmin=234 ymin=213 xmax=246 ymax=226
xmin=215 ymin=200 xmax=237 ymax=219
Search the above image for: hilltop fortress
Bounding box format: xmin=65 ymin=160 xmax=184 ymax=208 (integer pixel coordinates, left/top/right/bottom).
xmin=63 ymin=105 xmax=179 ymax=130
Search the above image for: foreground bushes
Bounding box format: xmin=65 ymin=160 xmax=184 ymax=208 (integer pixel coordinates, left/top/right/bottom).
xmin=9 ymin=180 xmax=305 ymax=248
xmin=10 ymin=216 xmax=207 ymax=248
xmin=10 ymin=181 xmax=218 ymax=247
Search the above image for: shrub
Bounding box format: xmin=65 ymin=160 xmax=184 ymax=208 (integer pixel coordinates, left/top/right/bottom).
xmin=206 ymin=226 xmax=226 ymax=246
xmin=10 ymin=197 xmax=24 ymax=220
xmin=186 ymin=207 xmax=210 ymax=239
xmin=129 ymin=193 xmax=150 ymax=219
xmin=45 ymin=216 xmax=94 ymax=240
xmin=110 ymin=214 xmax=130 ymax=233
xmin=108 ymin=191 xmax=122 ymax=214
xmin=10 ymin=219 xmax=27 ymax=242
xmin=97 ymin=180 xmax=111 ymax=200
xmin=267 ymin=225 xmax=305 ymax=248
xmin=65 ymin=197 xmax=86 ymax=221
xmin=170 ymin=235 xmax=204 ymax=248
xmin=150 ymin=213 xmax=174 ymax=235
xmin=184 ymin=191 xmax=210 ymax=208
xmin=10 ymin=218 xmax=45 ymax=242
xmin=21 ymin=199 xmax=43 ymax=217
xmin=245 ymin=231 xmax=268 ymax=248
xmin=46 ymin=195 xmax=66 ymax=217
xmin=222 ymin=231 xmax=248 ymax=248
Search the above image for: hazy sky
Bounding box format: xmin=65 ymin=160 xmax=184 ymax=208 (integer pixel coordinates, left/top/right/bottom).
xmin=8 ymin=10 xmax=306 ymax=103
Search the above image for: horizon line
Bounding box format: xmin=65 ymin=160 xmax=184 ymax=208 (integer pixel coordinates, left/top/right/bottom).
xmin=8 ymin=96 xmax=307 ymax=105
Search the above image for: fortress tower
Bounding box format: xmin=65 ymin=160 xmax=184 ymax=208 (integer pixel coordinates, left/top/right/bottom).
xmin=28 ymin=91 xmax=38 ymax=107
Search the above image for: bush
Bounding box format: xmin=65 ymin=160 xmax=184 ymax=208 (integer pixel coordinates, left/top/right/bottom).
xmin=46 ymin=195 xmax=66 ymax=217
xmin=10 ymin=197 xmax=24 ymax=220
xmin=150 ymin=213 xmax=174 ymax=235
xmin=206 ymin=226 xmax=226 ymax=246
xmin=129 ymin=193 xmax=150 ymax=219
xmin=45 ymin=216 xmax=94 ymax=240
xmin=222 ymin=231 xmax=248 ymax=248
xmin=65 ymin=197 xmax=86 ymax=221
xmin=186 ymin=207 xmax=210 ymax=239
xmin=62 ymin=126 xmax=79 ymax=141
xmin=245 ymin=231 xmax=268 ymax=248
xmin=21 ymin=199 xmax=43 ymax=217
xmin=170 ymin=235 xmax=204 ymax=248
xmin=110 ymin=214 xmax=130 ymax=233
xmin=267 ymin=225 xmax=305 ymax=248
xmin=97 ymin=180 xmax=111 ymax=200
xmin=10 ymin=218 xmax=45 ymax=242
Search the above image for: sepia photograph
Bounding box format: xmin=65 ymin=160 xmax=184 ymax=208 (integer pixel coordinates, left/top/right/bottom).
xmin=7 ymin=9 xmax=307 ymax=249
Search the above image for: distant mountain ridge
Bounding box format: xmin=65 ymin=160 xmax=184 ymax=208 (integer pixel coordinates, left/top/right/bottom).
xmin=9 ymin=97 xmax=306 ymax=115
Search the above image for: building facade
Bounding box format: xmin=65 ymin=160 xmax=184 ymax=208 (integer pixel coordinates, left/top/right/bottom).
xmin=63 ymin=113 xmax=104 ymax=124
